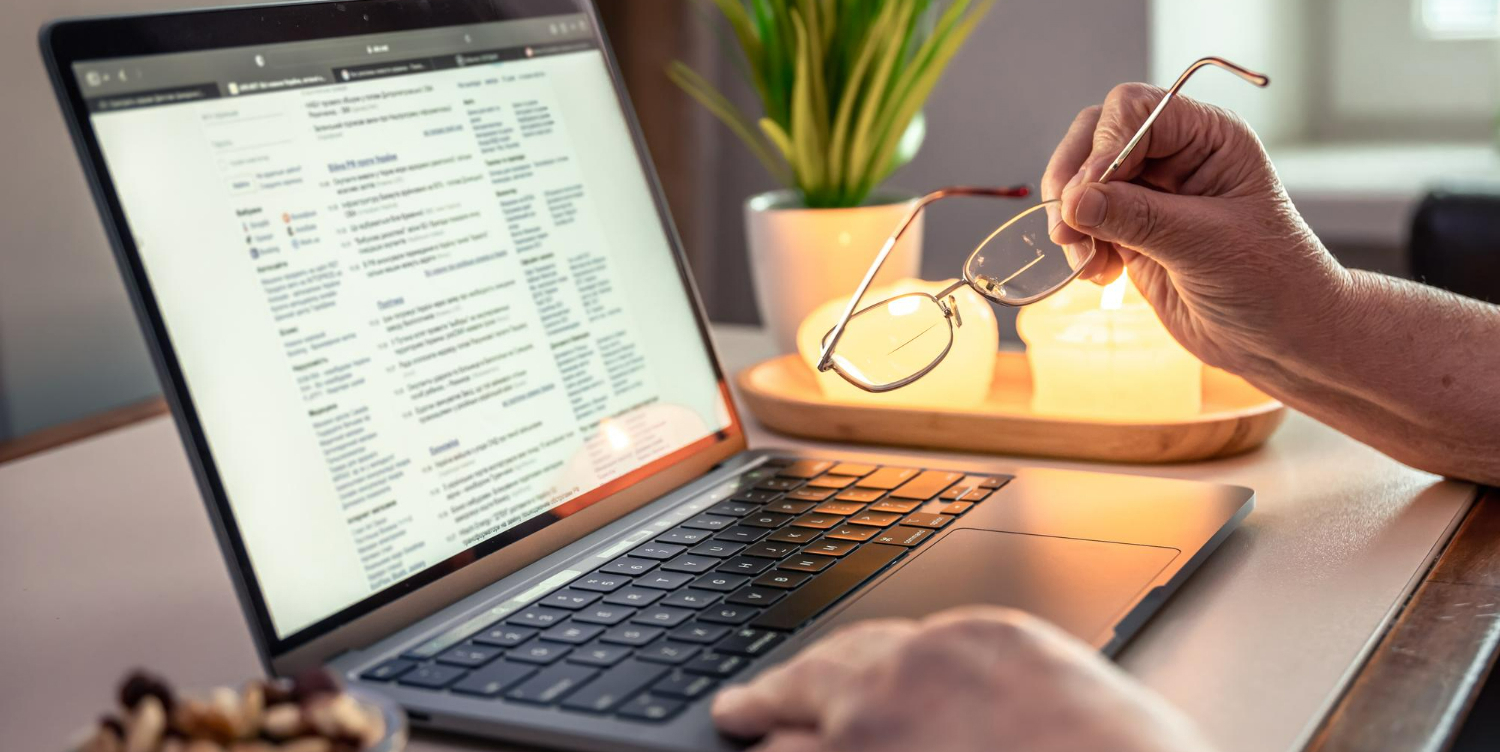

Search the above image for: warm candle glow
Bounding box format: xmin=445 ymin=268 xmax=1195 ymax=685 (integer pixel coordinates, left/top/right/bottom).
xmin=797 ymin=278 xmax=998 ymax=408
xmin=1017 ymin=271 xmax=1202 ymax=421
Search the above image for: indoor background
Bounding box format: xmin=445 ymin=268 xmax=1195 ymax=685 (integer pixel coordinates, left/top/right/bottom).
xmin=3 ymin=0 xmax=1498 ymax=441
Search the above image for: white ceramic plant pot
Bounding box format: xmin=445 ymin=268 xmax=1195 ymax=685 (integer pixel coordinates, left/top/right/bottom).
xmin=745 ymin=190 xmax=923 ymax=353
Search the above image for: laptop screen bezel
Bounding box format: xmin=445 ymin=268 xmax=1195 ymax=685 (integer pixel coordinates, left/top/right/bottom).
xmin=41 ymin=0 xmax=747 ymax=667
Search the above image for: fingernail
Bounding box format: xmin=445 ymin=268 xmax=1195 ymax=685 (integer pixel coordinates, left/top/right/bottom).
xmin=1075 ymin=186 xmax=1107 ymax=228
xmin=713 ymin=687 xmax=748 ymax=715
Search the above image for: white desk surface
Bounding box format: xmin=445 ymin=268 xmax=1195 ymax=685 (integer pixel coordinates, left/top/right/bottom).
xmin=0 ymin=324 xmax=1475 ymax=752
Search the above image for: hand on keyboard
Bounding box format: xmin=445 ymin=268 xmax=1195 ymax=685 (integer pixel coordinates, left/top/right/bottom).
xmin=711 ymin=606 xmax=1217 ymax=752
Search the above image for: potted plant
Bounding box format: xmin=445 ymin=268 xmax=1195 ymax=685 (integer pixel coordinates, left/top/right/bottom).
xmin=671 ymin=0 xmax=991 ymax=351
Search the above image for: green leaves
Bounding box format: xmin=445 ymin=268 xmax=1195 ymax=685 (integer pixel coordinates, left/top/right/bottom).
xmin=671 ymin=0 xmax=990 ymax=208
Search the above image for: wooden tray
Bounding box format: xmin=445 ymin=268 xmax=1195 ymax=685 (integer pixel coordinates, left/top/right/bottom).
xmin=736 ymin=352 xmax=1286 ymax=464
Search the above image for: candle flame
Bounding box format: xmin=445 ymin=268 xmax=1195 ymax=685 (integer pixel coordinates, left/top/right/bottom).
xmin=1099 ymin=273 xmax=1128 ymax=311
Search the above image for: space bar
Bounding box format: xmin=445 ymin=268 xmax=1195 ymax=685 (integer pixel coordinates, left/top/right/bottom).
xmin=752 ymin=544 xmax=906 ymax=631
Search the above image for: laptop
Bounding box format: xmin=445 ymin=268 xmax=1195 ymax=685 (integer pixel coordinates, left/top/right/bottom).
xmin=41 ymin=1 xmax=1253 ymax=749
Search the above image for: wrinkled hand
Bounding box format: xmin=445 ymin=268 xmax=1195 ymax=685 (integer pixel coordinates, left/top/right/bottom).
xmin=712 ymin=606 xmax=1215 ymax=752
xmin=1043 ymin=84 xmax=1351 ymax=374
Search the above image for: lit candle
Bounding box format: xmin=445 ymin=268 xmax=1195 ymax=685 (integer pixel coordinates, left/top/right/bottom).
xmin=797 ymin=278 xmax=998 ymax=409
xmin=1016 ymin=272 xmax=1202 ymax=421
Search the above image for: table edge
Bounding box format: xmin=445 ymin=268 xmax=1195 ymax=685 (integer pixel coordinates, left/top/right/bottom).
xmin=0 ymin=396 xmax=167 ymax=467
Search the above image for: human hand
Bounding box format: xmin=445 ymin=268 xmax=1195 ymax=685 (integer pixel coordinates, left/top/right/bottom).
xmin=1042 ymin=84 xmax=1352 ymax=374
xmin=712 ymin=606 xmax=1216 ymax=752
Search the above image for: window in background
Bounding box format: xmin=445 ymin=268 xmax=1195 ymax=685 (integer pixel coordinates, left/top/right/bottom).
xmin=1417 ymin=0 xmax=1500 ymax=40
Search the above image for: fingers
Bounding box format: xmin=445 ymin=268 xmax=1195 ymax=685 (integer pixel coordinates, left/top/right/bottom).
xmin=713 ymin=620 xmax=916 ymax=740
xmin=1078 ymin=83 xmax=1230 ymax=186
xmin=1060 ymin=179 xmax=1226 ymax=267
xmin=1044 ymin=106 xmax=1102 ymax=247
xmin=750 ymin=731 xmax=825 ymax=752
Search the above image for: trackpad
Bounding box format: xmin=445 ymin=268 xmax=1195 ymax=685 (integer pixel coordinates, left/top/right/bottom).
xmin=818 ymin=529 xmax=1179 ymax=647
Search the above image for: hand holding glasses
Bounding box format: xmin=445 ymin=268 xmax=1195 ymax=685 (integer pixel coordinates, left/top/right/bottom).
xmin=815 ymin=56 xmax=1270 ymax=393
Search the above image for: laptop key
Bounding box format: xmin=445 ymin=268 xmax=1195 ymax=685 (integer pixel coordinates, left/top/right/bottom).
xmin=755 ymin=477 xmax=803 ymax=492
xmin=568 ymin=642 xmax=634 ymax=668
xmin=397 ymin=664 xmax=466 ymax=689
xmin=779 ymin=556 xmax=833 ymax=573
xmin=668 ymin=622 xmax=730 ymax=644
xmin=360 ymin=658 xmax=416 ymax=682
xmin=638 ymin=641 xmax=702 ymax=665
xmin=835 ymin=488 xmax=885 ymax=503
xmin=890 ymin=471 xmax=964 ymax=500
xmin=714 ymin=525 xmax=770 ymax=544
xmin=767 ymin=528 xmax=820 ymax=544
xmin=708 ymin=500 xmax=758 ymax=517
xmin=732 ymin=489 xmax=784 ymax=503
xmin=741 ymin=512 xmax=794 ymax=529
xmin=603 ymin=557 xmax=659 ymax=576
xmin=869 ymin=499 xmax=921 ymax=514
xmin=790 ymin=513 xmax=844 ymax=530
xmin=573 ymin=572 xmax=632 ymax=592
xmin=543 ymin=589 xmax=602 ymax=610
xmin=715 ymin=627 xmax=787 ymax=657
xmin=785 ymin=487 xmax=838 ymax=502
xmin=573 ymin=605 xmax=637 ymax=626
xmin=509 ymin=606 xmax=571 ymax=628
xmin=776 ymin=459 xmax=834 ymax=479
xmin=803 ymin=539 xmax=856 ymax=557
xmin=660 ymin=554 xmax=720 ymax=574
xmin=718 ymin=556 xmax=773 ymax=575
xmin=698 ymin=605 xmax=759 ymax=625
xmin=923 ymin=501 xmax=975 ymax=516
xmin=901 ymin=513 xmax=955 ymax=530
xmin=681 ymin=513 xmax=736 ymax=532
xmin=539 ymin=623 xmax=605 ymax=645
xmin=682 ymin=651 xmax=747 ymax=677
xmin=652 ymin=670 xmax=718 ymax=700
xmin=599 ymin=624 xmax=664 ymax=646
xmin=726 ymin=586 xmax=785 ymax=607
xmin=629 ymin=542 xmax=687 ymax=560
xmin=753 ymin=544 xmax=906 ymax=631
xmin=824 ymin=525 xmax=880 ymax=542
xmin=436 ymin=645 xmax=503 ymax=668
xmin=660 ymin=588 xmax=721 ymax=609
xmin=764 ymin=500 xmax=816 ymax=515
xmin=806 ymin=474 xmax=856 ymax=489
xmin=752 ymin=571 xmax=812 ymax=589
xmin=742 ymin=541 xmax=799 ymax=559
xmin=847 ymin=511 xmax=902 ymax=527
xmin=450 ymin=662 xmax=538 ymax=698
xmin=979 ymin=475 xmax=1014 ymax=489
xmin=473 ymin=625 xmax=538 ymax=648
xmin=873 ymin=526 xmax=935 ymax=547
xmin=602 ymin=587 xmax=663 ymax=608
xmin=656 ymin=528 xmax=711 ymax=546
xmin=688 ymin=541 xmax=745 ymax=558
xmin=506 ymin=663 xmax=599 ymax=705
xmin=617 ymin=693 xmax=687 ymax=722
xmin=814 ymin=501 xmax=866 ymax=516
xmin=829 ymin=462 xmax=878 ymax=477
xmin=509 ymin=641 xmax=572 ymax=665
xmin=636 ymin=571 xmax=695 ymax=590
xmin=632 ymin=606 xmax=695 ymax=627
xmin=692 ymin=573 xmax=750 ymax=592
xmin=561 ymin=660 xmax=670 ymax=713
xmin=856 ymin=466 xmax=920 ymax=490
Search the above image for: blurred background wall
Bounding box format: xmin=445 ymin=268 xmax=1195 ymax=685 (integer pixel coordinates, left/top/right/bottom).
xmin=2 ymin=0 xmax=1498 ymax=441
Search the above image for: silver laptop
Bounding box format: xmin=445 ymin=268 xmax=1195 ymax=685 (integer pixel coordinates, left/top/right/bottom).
xmin=42 ymin=1 xmax=1253 ymax=749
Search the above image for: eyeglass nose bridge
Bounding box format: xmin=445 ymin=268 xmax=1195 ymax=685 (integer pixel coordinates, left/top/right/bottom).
xmin=938 ymin=294 xmax=963 ymax=328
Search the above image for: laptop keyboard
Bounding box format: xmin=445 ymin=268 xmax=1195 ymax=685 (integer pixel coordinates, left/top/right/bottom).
xmin=358 ymin=457 xmax=1012 ymax=722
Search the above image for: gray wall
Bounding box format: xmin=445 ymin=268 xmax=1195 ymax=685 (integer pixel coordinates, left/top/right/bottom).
xmin=0 ymin=0 xmax=1148 ymax=439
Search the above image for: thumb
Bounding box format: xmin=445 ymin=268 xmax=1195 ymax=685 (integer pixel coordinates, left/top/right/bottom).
xmin=1060 ymin=181 xmax=1222 ymax=266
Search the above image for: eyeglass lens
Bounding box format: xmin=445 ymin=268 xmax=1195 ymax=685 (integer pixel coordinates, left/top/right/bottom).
xmin=964 ymin=200 xmax=1093 ymax=306
xmin=821 ymin=293 xmax=953 ymax=390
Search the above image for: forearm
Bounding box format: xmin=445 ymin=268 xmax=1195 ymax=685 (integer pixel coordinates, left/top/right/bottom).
xmin=1236 ymin=270 xmax=1500 ymax=485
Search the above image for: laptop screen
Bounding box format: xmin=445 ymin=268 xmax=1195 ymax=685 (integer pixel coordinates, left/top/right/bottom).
xmin=70 ymin=6 xmax=735 ymax=644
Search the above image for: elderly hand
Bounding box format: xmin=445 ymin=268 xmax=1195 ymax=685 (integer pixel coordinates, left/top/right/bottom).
xmin=712 ymin=606 xmax=1216 ymax=752
xmin=1042 ymin=84 xmax=1350 ymax=375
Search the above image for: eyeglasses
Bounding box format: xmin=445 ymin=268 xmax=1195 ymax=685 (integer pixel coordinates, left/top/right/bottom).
xmin=815 ymin=56 xmax=1270 ymax=393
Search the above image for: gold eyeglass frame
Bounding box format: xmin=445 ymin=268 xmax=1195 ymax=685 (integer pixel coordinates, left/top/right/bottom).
xmin=815 ymin=56 xmax=1271 ymax=394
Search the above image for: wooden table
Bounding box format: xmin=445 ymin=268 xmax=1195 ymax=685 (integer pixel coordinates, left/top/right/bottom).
xmin=0 ymin=325 xmax=1491 ymax=752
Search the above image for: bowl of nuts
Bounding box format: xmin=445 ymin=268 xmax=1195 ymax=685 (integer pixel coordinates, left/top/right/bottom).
xmin=73 ymin=668 xmax=406 ymax=752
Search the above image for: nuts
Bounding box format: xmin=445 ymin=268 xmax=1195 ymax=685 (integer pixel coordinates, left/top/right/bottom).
xmin=74 ymin=669 xmax=386 ymax=752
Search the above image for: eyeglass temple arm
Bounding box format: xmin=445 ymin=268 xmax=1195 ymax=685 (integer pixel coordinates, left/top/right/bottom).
xmin=814 ymin=185 xmax=1030 ymax=372
xmin=1097 ymin=57 xmax=1270 ymax=184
